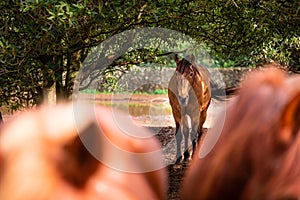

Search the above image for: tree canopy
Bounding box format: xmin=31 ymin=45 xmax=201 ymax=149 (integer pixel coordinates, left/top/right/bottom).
xmin=1 ymin=0 xmax=299 ymax=110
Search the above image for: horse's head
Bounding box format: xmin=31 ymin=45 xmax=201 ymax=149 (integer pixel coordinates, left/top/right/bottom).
xmin=0 ymin=105 xmax=167 ymax=200
xmin=174 ymin=54 xmax=197 ymax=106
xmin=182 ymin=66 xmax=300 ymax=199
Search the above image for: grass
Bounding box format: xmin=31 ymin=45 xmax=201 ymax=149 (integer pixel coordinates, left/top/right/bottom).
xmin=79 ymin=89 xmax=102 ymax=94
xmin=80 ymin=89 xmax=168 ymax=95
xmin=153 ymin=89 xmax=168 ymax=95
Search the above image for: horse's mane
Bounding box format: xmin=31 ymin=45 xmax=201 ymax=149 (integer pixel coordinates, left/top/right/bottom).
xmin=182 ymin=66 xmax=300 ymax=199
xmin=176 ymin=56 xmax=210 ymax=81
xmin=176 ymin=58 xmax=190 ymax=73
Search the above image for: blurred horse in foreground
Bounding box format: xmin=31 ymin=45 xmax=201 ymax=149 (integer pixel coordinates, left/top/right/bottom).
xmin=168 ymin=54 xmax=211 ymax=162
xmin=0 ymin=104 xmax=167 ymax=200
xmin=182 ymin=66 xmax=300 ymax=200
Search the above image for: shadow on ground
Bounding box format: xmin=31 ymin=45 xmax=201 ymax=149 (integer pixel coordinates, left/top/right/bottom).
xmin=146 ymin=126 xmax=208 ymax=200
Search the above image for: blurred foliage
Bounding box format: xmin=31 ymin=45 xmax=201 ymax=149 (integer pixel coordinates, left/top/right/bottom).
xmin=0 ymin=0 xmax=299 ymax=110
xmin=182 ymin=0 xmax=300 ymax=69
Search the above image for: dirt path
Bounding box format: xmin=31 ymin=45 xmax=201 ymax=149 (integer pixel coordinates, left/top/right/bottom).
xmin=148 ymin=126 xmax=187 ymax=200
xmin=149 ymin=126 xmax=209 ymax=200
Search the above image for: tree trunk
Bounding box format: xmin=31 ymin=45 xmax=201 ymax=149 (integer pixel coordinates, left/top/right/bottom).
xmin=56 ymin=78 xmax=68 ymax=103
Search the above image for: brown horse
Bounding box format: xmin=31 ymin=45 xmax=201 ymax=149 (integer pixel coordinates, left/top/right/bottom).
xmin=0 ymin=104 xmax=168 ymax=200
xmin=168 ymin=54 xmax=211 ymax=162
xmin=182 ymin=66 xmax=300 ymax=200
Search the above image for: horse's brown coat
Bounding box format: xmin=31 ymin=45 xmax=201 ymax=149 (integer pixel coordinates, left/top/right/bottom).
xmin=182 ymin=66 xmax=300 ymax=200
xmin=168 ymin=54 xmax=211 ymax=162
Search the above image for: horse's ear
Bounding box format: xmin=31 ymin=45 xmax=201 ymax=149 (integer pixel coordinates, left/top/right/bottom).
xmin=186 ymin=54 xmax=195 ymax=64
xmin=0 ymin=151 xmax=2 ymax=167
xmin=174 ymin=54 xmax=180 ymax=64
xmin=0 ymin=144 xmax=3 ymax=171
xmin=279 ymin=92 xmax=300 ymax=145
xmin=58 ymin=124 xmax=100 ymax=188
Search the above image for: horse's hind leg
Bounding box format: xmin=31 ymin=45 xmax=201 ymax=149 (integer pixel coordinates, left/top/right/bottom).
xmin=197 ymin=110 xmax=207 ymax=142
xmin=175 ymin=122 xmax=183 ymax=163
xmin=190 ymin=114 xmax=202 ymax=159
xmin=190 ymin=125 xmax=198 ymax=159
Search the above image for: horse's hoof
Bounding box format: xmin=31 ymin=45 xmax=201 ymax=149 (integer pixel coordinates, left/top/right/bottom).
xmin=183 ymin=151 xmax=190 ymax=161
xmin=175 ymin=156 xmax=182 ymax=164
xmin=183 ymin=156 xmax=191 ymax=162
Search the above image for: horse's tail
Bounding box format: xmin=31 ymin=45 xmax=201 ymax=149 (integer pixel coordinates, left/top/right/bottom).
xmin=0 ymin=112 xmax=3 ymax=124
xmin=210 ymin=81 xmax=238 ymax=101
